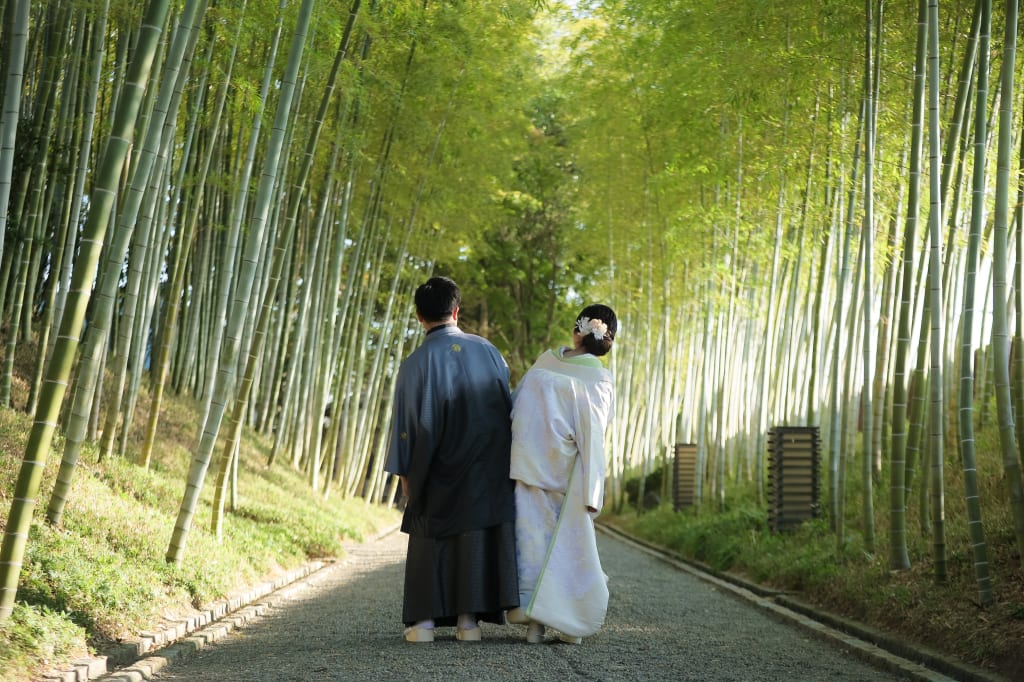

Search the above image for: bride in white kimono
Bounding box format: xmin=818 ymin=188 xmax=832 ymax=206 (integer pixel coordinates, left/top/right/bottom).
xmin=507 ymin=304 xmax=617 ymax=644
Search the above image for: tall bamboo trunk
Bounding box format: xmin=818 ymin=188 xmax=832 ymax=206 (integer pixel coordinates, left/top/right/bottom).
xmin=167 ymin=0 xmax=316 ymax=566
xmin=860 ymin=0 xmax=876 ymax=553
xmin=925 ymin=0 xmax=947 ymax=583
xmin=0 ymin=0 xmax=171 ymax=621
xmin=0 ymin=0 xmax=31 ymax=271
xmin=889 ymin=2 xmax=925 ymax=565
xmin=958 ymin=0 xmax=993 ymax=606
xmin=992 ymin=0 xmax=1024 ymax=566
xmin=46 ymin=0 xmax=205 ymax=524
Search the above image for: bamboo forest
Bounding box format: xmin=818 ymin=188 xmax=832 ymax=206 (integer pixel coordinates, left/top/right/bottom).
xmin=1 ymin=0 xmax=1024 ymax=678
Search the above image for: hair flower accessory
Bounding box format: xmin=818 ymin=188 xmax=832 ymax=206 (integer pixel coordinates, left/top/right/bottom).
xmin=576 ymin=316 xmax=608 ymax=340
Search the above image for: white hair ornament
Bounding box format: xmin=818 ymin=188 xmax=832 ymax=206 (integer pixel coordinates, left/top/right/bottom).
xmin=576 ymin=316 xmax=608 ymax=340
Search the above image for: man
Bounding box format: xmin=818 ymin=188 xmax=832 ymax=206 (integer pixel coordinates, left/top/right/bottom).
xmin=384 ymin=276 xmax=519 ymax=643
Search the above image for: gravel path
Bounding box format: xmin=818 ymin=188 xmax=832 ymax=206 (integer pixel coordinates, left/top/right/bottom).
xmin=134 ymin=529 xmax=921 ymax=681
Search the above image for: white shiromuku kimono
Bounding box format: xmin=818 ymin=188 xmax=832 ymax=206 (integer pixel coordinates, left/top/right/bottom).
xmin=510 ymin=348 xmax=614 ymax=638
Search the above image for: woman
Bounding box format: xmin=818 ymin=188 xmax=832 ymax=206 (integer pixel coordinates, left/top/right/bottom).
xmin=507 ymin=304 xmax=618 ymax=644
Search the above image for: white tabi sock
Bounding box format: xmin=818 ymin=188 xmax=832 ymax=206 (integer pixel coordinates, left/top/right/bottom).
xmin=407 ymin=619 xmax=434 ymax=631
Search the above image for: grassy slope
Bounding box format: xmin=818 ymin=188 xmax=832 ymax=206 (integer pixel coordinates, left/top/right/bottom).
xmin=608 ymin=429 xmax=1024 ymax=682
xmin=0 ymin=372 xmax=400 ymax=681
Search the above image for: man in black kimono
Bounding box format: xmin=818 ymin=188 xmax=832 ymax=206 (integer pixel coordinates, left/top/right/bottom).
xmin=384 ymin=276 xmax=519 ymax=642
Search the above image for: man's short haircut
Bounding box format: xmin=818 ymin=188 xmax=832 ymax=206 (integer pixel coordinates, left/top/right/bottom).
xmin=414 ymin=276 xmax=461 ymax=322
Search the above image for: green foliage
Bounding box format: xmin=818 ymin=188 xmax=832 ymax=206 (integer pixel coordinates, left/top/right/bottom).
xmin=627 ymin=504 xmax=771 ymax=572
xmin=619 ymin=498 xmax=925 ymax=593
xmin=0 ymin=603 xmax=86 ymax=682
xmin=447 ymin=93 xmax=605 ymax=377
xmin=622 ymin=466 xmax=664 ymax=509
xmin=739 ymin=518 xmax=847 ymax=590
xmin=18 ymin=522 xmax=176 ymax=631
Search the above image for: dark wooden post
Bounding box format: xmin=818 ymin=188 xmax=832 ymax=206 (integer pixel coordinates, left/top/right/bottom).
xmin=767 ymin=427 xmax=821 ymax=532
xmin=673 ymin=443 xmax=698 ymax=511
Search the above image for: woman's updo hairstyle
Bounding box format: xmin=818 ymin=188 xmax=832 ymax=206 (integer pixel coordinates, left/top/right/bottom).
xmin=574 ymin=304 xmax=617 ymax=356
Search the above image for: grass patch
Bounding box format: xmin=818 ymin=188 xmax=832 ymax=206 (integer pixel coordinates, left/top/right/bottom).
xmin=0 ymin=382 xmax=400 ymax=681
xmin=0 ymin=603 xmax=87 ymax=680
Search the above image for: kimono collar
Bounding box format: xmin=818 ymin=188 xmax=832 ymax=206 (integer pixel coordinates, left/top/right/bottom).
xmin=557 ymin=346 xmax=603 ymax=368
xmin=425 ymin=322 xmax=457 ymax=336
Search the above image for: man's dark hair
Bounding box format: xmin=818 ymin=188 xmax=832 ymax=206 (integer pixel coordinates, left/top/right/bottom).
xmin=414 ymin=276 xmax=461 ymax=322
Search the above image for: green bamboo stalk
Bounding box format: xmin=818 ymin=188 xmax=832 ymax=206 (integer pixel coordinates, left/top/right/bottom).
xmin=1015 ymin=91 xmax=1024 ymax=470
xmin=100 ymin=1 xmax=208 ymax=460
xmin=0 ymin=0 xmax=31 ymax=269
xmin=140 ymin=1 xmax=247 ymax=467
xmin=46 ymin=0 xmax=205 ymax=525
xmin=925 ymin=0 xmax=947 ymax=583
xmin=958 ymin=0 xmax=993 ymax=606
xmin=0 ymin=0 xmax=170 ymax=621
xmin=167 ymin=0 xmax=316 ymax=565
xmin=992 ymin=0 xmax=1024 ymax=567
xmin=860 ymin=0 xmax=876 ymax=553
xmin=889 ymin=2 xmax=924 ymax=562
xmin=29 ymin=7 xmax=88 ymax=414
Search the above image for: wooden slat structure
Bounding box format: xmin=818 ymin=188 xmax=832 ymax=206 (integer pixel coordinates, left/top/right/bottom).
xmin=767 ymin=426 xmax=821 ymax=532
xmin=673 ymin=443 xmax=698 ymax=511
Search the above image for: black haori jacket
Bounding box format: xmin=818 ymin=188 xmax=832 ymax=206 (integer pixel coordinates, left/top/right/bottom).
xmin=385 ymin=325 xmax=515 ymax=538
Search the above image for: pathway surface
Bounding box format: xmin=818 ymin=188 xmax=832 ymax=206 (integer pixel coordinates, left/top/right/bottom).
xmin=125 ymin=529 xmax=924 ymax=681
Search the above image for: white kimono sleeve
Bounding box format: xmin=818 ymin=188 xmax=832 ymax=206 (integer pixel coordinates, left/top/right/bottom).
xmin=574 ymin=379 xmax=614 ymax=513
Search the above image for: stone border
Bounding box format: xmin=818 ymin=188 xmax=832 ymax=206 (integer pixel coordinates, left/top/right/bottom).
xmin=41 ymin=523 xmax=402 ymax=681
xmin=596 ymin=522 xmax=1011 ymax=682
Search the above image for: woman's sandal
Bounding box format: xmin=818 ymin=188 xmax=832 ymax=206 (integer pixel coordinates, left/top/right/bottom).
xmin=506 ymin=607 xmax=530 ymax=624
